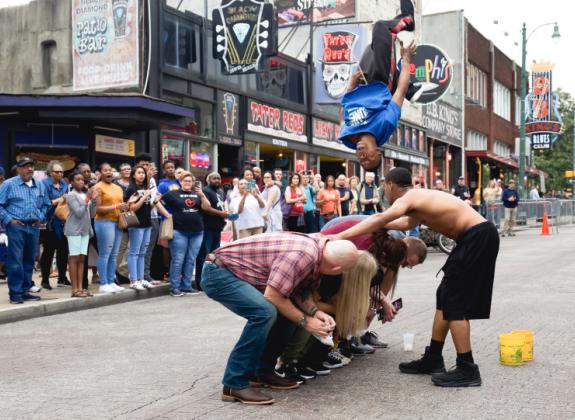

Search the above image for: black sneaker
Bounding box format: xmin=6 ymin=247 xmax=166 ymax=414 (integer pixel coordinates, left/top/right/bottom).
xmin=296 ymin=364 xmax=317 ymax=380
xmin=322 ymin=352 xmax=344 ymax=369
xmin=361 ymin=331 xmax=388 ymax=348
xmin=181 ymin=288 xmax=202 ymax=295
xmin=10 ymin=296 xmax=24 ymax=304
xmin=350 ymin=337 xmax=375 ymax=355
xmin=338 ymin=339 xmax=355 ymax=360
xmin=431 ymin=359 xmax=482 ymax=387
xmin=275 ymin=363 xmax=306 ymax=385
xmin=22 ymin=293 xmax=42 ymax=301
xmin=398 ymin=346 xmax=446 ymax=374
xmin=41 ymin=282 xmax=53 ymax=290
xmin=170 ymin=289 xmax=184 ymax=297
xmin=57 ymin=279 xmax=72 ymax=287
xmin=306 ymin=363 xmax=331 ymax=376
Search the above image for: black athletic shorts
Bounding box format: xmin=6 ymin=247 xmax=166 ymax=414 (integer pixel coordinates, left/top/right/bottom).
xmin=436 ymin=221 xmax=499 ymax=320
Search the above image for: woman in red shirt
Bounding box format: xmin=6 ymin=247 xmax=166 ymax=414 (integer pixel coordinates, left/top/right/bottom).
xmin=316 ymin=175 xmax=341 ymax=226
xmin=284 ymin=173 xmax=306 ymax=232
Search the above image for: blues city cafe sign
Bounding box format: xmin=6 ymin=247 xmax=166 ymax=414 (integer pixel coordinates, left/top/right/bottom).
xmin=314 ymin=24 xmax=367 ymax=104
xmin=525 ymin=61 xmax=562 ymax=150
xmin=213 ymin=0 xmax=277 ymax=75
xmin=398 ymin=44 xmax=452 ymax=104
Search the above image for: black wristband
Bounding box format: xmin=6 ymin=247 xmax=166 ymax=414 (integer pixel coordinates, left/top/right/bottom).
xmin=309 ymin=306 xmax=319 ymax=317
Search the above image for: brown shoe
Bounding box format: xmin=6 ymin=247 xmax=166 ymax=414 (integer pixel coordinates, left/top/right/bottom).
xmin=221 ymin=386 xmax=274 ymax=405
xmin=250 ymin=372 xmax=300 ymax=390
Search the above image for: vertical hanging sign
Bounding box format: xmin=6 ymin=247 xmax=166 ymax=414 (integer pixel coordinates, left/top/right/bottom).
xmin=212 ymin=0 xmax=278 ymax=75
xmin=72 ymin=0 xmax=140 ymax=91
xmin=525 ymin=61 xmax=563 ymax=150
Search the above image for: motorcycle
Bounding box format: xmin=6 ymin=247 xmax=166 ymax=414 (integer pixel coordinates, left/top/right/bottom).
xmin=417 ymin=225 xmax=456 ymax=255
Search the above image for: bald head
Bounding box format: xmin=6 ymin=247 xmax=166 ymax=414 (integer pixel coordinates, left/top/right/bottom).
xmin=320 ymin=240 xmax=359 ymax=275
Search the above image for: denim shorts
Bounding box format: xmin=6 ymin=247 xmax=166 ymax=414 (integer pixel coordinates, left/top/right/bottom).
xmin=67 ymin=235 xmax=90 ymax=256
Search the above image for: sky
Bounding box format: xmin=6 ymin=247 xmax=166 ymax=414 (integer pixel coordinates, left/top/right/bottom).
xmin=423 ymin=0 xmax=574 ymax=96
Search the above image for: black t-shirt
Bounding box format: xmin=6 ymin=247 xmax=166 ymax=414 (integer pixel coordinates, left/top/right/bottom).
xmin=317 ymin=275 xmax=343 ymax=302
xmin=453 ymin=184 xmax=470 ymax=200
xmin=202 ymin=185 xmax=226 ymax=231
xmin=161 ymin=189 xmax=204 ymax=232
xmin=125 ymin=185 xmax=152 ymax=228
xmin=337 ymin=187 xmax=351 ymax=216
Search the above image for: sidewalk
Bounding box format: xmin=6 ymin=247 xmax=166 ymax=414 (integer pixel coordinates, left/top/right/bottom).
xmin=0 ymin=272 xmax=169 ymax=325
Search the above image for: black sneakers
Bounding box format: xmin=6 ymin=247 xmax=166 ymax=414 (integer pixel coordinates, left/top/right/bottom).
xmin=398 ymin=346 xmax=446 ymax=375
xmin=361 ymin=331 xmax=388 ymax=348
xmin=431 ymin=359 xmax=482 ymax=387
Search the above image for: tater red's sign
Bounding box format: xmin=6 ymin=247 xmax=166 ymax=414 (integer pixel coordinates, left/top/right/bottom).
xmin=247 ymin=99 xmax=307 ymax=142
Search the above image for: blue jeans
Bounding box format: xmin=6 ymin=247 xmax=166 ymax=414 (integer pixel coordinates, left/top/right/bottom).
xmin=95 ymin=220 xmax=122 ymax=285
xmin=362 ymin=209 xmax=376 ymax=215
xmin=195 ymin=229 xmax=222 ymax=289
xmin=128 ymin=227 xmax=152 ymax=281
xmin=202 ymin=263 xmax=278 ymax=389
xmin=6 ymin=223 xmax=40 ymax=298
xmin=408 ymin=225 xmax=420 ymax=238
xmin=304 ymin=211 xmax=317 ymax=233
xmin=169 ymin=230 xmax=203 ymax=291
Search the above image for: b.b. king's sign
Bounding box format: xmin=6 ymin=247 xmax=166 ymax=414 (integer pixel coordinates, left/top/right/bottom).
xmin=525 ymin=61 xmax=562 ymax=150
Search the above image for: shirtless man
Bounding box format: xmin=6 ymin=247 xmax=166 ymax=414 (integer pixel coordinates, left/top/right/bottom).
xmin=334 ymin=167 xmax=499 ymax=387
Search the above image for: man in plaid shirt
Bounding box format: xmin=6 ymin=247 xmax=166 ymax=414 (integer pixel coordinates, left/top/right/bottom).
xmin=202 ymin=232 xmax=358 ymax=405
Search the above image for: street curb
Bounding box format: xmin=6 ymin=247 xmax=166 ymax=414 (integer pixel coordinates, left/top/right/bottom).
xmin=0 ymin=284 xmax=170 ymax=325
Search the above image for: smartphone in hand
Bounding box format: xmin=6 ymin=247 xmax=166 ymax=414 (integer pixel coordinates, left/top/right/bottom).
xmin=392 ymin=297 xmax=403 ymax=311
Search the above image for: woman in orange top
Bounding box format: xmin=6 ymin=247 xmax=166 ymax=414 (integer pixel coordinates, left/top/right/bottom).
xmin=316 ymin=175 xmax=341 ymax=226
xmin=94 ymin=162 xmax=129 ymax=294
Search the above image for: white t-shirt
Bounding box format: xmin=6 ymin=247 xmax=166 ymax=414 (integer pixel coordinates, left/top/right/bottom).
xmin=230 ymin=194 xmax=264 ymax=230
xmin=149 ymin=178 xmax=159 ymax=218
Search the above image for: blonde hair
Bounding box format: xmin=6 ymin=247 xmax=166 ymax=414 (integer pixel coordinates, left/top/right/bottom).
xmin=335 ymin=251 xmax=378 ymax=338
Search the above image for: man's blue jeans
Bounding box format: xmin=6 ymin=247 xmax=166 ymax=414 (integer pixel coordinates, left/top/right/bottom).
xmin=362 ymin=209 xmax=376 ymax=215
xmin=6 ymin=223 xmax=40 ymax=298
xmin=201 ymin=263 xmax=278 ymax=389
xmin=169 ymin=230 xmax=203 ymax=291
xmin=128 ymin=227 xmax=152 ymax=281
xmin=195 ymin=229 xmax=221 ymax=289
xmin=95 ymin=220 xmax=122 ymax=285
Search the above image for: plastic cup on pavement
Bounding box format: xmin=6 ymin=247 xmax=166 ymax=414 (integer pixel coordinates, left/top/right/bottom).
xmin=403 ymin=333 xmax=415 ymax=351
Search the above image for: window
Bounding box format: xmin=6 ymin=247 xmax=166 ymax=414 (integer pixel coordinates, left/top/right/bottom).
xmin=467 ymin=130 xmax=487 ymax=151
xmin=494 ymin=140 xmax=511 ymax=158
xmin=163 ymin=13 xmax=198 ymax=71
xmin=465 ymin=62 xmax=487 ymax=107
xmin=41 ymin=40 xmax=57 ymax=87
xmin=493 ymin=81 xmax=511 ymax=121
xmin=515 ymin=95 xmax=523 ymax=127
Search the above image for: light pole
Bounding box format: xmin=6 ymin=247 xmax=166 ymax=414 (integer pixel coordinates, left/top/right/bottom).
xmin=518 ymin=22 xmax=560 ymax=198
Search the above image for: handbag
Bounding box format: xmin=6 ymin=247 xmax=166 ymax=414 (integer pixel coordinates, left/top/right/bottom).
xmin=54 ymin=196 xmax=69 ymax=221
xmin=118 ymin=211 xmax=139 ymax=230
xmin=158 ymin=216 xmax=174 ymax=240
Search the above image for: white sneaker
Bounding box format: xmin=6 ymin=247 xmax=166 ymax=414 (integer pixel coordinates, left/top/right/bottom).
xmin=29 ymin=285 xmax=42 ymax=293
xmin=141 ymin=280 xmax=154 ymax=289
xmin=130 ymin=281 xmax=145 ymax=291
xmin=112 ymin=283 xmax=125 ymax=292
xmin=99 ymin=284 xmax=115 ymax=294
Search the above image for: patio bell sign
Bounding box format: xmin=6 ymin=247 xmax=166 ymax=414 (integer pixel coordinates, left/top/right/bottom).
xmin=525 ymin=61 xmax=563 ymax=150
xmin=212 ymin=0 xmax=278 ymax=75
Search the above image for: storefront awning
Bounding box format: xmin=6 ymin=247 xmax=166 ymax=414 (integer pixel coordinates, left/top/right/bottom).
xmin=0 ymin=94 xmax=194 ymax=129
xmin=466 ymin=150 xmax=545 ymax=177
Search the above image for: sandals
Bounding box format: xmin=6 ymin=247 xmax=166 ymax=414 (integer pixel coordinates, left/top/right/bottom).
xmin=71 ymin=290 xmax=94 ymax=298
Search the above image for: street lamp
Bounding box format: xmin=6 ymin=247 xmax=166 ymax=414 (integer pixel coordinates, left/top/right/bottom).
xmin=518 ymin=22 xmax=560 ymax=198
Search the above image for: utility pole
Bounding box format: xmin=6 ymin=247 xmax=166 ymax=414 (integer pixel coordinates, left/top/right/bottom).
xmin=518 ymin=23 xmax=527 ymax=199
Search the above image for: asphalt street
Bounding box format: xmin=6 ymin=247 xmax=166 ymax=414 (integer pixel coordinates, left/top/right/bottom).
xmin=1 ymin=226 xmax=574 ymax=419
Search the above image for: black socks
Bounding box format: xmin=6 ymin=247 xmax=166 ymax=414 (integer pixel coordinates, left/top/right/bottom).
xmin=457 ymin=351 xmax=474 ymax=364
xmin=429 ymin=339 xmax=444 ymax=355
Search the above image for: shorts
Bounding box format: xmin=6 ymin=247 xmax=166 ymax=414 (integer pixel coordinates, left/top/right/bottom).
xmin=67 ymin=235 xmax=90 ymax=256
xmin=436 ymin=222 xmax=499 ymax=320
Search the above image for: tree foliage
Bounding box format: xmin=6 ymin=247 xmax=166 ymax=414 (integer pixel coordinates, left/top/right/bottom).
xmin=533 ymin=90 xmax=575 ymax=192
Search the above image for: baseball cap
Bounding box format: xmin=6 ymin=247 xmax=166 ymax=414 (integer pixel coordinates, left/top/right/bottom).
xmin=16 ymin=157 xmax=34 ymax=167
xmin=458 ymin=175 xmax=465 ymax=180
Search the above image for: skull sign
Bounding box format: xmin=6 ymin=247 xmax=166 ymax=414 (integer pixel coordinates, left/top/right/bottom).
xmin=323 ymin=63 xmax=352 ymax=97
xmin=320 ymin=31 xmax=358 ymax=99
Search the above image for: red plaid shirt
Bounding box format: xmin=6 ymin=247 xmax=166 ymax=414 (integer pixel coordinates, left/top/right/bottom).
xmin=214 ymin=232 xmax=328 ymax=296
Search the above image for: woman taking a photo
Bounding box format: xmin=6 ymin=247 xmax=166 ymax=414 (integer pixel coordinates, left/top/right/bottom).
xmin=284 ymin=173 xmax=306 ymax=232
xmin=161 ymin=172 xmax=211 ymax=297
xmin=94 ymin=162 xmax=129 ymax=294
xmin=230 ymin=178 xmax=265 ymax=238
xmin=65 ymin=171 xmax=98 ymax=297
xmin=262 ymin=171 xmax=283 ymax=232
xmin=316 ymin=175 xmax=341 ymax=227
xmin=125 ymin=165 xmax=170 ymax=291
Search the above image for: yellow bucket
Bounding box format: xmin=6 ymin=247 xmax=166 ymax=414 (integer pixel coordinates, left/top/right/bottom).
xmin=511 ymin=330 xmax=534 ymax=362
xmin=499 ymin=333 xmax=524 ymax=366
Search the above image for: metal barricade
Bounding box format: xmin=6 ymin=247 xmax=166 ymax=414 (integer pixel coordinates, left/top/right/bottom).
xmin=484 ymin=199 xmax=575 ymax=232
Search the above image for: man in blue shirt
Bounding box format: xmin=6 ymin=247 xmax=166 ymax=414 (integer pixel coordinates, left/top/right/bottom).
xmin=0 ymin=158 xmax=52 ymax=304
xmin=501 ymin=179 xmax=520 ymax=237
xmin=302 ymin=172 xmax=317 ymax=233
xmin=339 ymin=0 xmax=419 ymax=172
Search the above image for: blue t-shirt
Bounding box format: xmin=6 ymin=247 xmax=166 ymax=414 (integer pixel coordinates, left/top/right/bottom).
xmin=339 ymin=82 xmax=401 ymax=149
